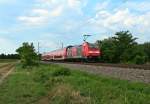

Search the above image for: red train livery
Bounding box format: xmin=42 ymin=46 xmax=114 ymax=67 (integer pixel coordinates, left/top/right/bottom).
xmin=42 ymin=42 xmax=101 ymax=61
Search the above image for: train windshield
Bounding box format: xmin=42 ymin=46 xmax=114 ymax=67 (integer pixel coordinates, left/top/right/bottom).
xmin=89 ymin=43 xmax=98 ymax=48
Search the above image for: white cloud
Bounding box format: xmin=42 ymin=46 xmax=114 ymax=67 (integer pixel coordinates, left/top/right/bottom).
xmin=32 ymin=8 xmax=49 ymax=16
xmin=36 ymin=0 xmax=59 ymax=6
xmin=95 ymin=1 xmax=109 ymax=11
xmin=18 ymin=8 xmax=49 ymax=26
xmin=68 ymin=0 xmax=86 ymax=8
xmin=89 ymin=8 xmax=150 ymax=32
xmin=18 ymin=16 xmax=47 ymax=26
xmin=88 ymin=6 xmax=150 ymax=43
xmin=18 ymin=6 xmax=63 ymax=26
xmin=50 ymin=6 xmax=63 ymax=17
xmin=67 ymin=0 xmax=87 ymax=14
xmin=68 ymin=0 xmax=80 ymax=7
xmin=0 ymin=37 xmax=17 ymax=54
xmin=17 ymin=0 xmax=87 ymax=26
xmin=124 ymin=1 xmax=150 ymax=12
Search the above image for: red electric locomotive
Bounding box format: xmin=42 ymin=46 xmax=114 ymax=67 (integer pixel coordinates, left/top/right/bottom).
xmin=42 ymin=42 xmax=101 ymax=61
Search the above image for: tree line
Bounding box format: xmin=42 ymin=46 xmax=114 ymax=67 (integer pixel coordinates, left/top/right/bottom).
xmin=0 ymin=53 xmax=20 ymax=59
xmin=96 ymin=31 xmax=150 ymax=64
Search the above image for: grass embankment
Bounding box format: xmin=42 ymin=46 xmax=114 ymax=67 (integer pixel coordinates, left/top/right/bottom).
xmin=0 ymin=64 xmax=149 ymax=104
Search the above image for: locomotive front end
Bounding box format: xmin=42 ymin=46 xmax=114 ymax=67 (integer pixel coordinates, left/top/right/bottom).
xmin=88 ymin=43 xmax=100 ymax=57
xmin=82 ymin=42 xmax=101 ymax=59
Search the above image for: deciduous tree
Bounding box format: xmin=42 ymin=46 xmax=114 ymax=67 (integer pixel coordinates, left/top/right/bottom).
xmin=16 ymin=42 xmax=38 ymax=67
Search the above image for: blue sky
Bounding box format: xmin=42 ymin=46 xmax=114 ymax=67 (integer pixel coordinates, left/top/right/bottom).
xmin=0 ymin=0 xmax=150 ymax=54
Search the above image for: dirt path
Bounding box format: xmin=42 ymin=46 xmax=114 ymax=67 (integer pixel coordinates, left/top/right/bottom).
xmin=53 ymin=63 xmax=150 ymax=84
xmin=0 ymin=64 xmax=15 ymax=85
xmin=0 ymin=63 xmax=10 ymax=69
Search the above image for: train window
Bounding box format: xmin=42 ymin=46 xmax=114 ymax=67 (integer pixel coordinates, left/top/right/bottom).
xmin=89 ymin=43 xmax=98 ymax=48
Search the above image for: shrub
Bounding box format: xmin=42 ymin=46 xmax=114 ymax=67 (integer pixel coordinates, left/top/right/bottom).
xmin=16 ymin=42 xmax=38 ymax=68
xmin=134 ymin=55 xmax=147 ymax=65
xmin=44 ymin=77 xmax=64 ymax=89
xmin=52 ymin=67 xmax=71 ymax=76
xmin=33 ymin=68 xmax=51 ymax=83
xmin=48 ymin=84 xmax=91 ymax=104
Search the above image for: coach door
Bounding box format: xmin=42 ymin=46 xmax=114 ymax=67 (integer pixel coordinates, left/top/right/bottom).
xmin=77 ymin=46 xmax=82 ymax=58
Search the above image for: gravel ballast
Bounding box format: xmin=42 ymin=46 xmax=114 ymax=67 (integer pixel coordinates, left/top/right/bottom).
xmin=55 ymin=63 xmax=150 ymax=84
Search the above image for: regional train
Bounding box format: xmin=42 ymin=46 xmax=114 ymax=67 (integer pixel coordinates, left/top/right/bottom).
xmin=42 ymin=42 xmax=101 ymax=61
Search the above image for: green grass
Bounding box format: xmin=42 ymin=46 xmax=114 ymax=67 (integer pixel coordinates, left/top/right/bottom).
xmin=0 ymin=59 xmax=18 ymax=63
xmin=0 ymin=64 xmax=149 ymax=104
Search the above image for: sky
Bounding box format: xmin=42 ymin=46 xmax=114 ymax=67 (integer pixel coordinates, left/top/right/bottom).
xmin=0 ymin=0 xmax=150 ymax=54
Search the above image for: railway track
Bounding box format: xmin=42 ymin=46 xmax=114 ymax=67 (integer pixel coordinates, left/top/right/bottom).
xmin=83 ymin=62 xmax=150 ymax=70
xmin=46 ymin=61 xmax=150 ymax=70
